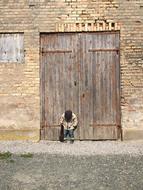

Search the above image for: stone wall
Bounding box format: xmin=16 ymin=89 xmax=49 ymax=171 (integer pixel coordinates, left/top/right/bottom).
xmin=0 ymin=0 xmax=143 ymax=140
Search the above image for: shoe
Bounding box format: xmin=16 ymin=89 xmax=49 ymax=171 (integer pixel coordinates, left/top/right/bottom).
xmin=70 ymin=140 xmax=74 ymax=144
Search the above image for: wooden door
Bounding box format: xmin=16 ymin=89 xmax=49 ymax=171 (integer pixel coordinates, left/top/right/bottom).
xmin=40 ymin=33 xmax=80 ymax=140
xmin=40 ymin=32 xmax=120 ymax=140
xmin=79 ymin=32 xmax=120 ymax=139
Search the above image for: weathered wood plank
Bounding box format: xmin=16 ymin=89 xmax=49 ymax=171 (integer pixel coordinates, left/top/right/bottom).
xmin=42 ymin=50 xmax=72 ymax=53
xmin=0 ymin=33 xmax=24 ymax=63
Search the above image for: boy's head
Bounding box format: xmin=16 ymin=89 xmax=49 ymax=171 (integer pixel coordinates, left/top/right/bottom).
xmin=65 ymin=110 xmax=72 ymax=122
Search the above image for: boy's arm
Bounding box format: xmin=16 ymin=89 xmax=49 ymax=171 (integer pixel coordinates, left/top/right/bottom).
xmin=73 ymin=114 xmax=78 ymax=128
xmin=59 ymin=114 xmax=64 ymax=126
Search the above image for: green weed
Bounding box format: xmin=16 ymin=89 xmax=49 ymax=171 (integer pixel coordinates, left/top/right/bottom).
xmin=20 ymin=153 xmax=33 ymax=158
xmin=0 ymin=152 xmax=12 ymax=160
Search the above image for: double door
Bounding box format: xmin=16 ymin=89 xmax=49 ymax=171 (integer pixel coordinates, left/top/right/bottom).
xmin=40 ymin=32 xmax=120 ymax=140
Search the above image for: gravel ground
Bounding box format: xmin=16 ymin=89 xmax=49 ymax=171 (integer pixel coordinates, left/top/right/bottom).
xmin=0 ymin=140 xmax=143 ymax=155
xmin=0 ymin=140 xmax=143 ymax=190
xmin=0 ymin=153 xmax=143 ymax=190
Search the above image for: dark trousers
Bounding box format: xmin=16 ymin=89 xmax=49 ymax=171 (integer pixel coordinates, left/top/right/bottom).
xmin=64 ymin=129 xmax=74 ymax=141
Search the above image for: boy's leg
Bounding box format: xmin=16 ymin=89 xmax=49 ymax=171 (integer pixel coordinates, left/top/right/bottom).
xmin=69 ymin=129 xmax=74 ymax=143
xmin=64 ymin=129 xmax=68 ymax=142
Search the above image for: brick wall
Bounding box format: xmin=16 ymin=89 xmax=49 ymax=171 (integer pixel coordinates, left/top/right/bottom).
xmin=0 ymin=0 xmax=143 ymax=139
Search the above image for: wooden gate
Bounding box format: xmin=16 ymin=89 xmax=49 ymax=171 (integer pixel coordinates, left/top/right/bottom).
xmin=40 ymin=32 xmax=120 ymax=140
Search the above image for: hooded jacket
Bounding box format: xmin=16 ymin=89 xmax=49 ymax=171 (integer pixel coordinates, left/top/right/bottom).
xmin=60 ymin=112 xmax=78 ymax=130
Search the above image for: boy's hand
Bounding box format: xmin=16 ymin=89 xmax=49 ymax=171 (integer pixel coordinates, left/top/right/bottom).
xmin=73 ymin=126 xmax=77 ymax=131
